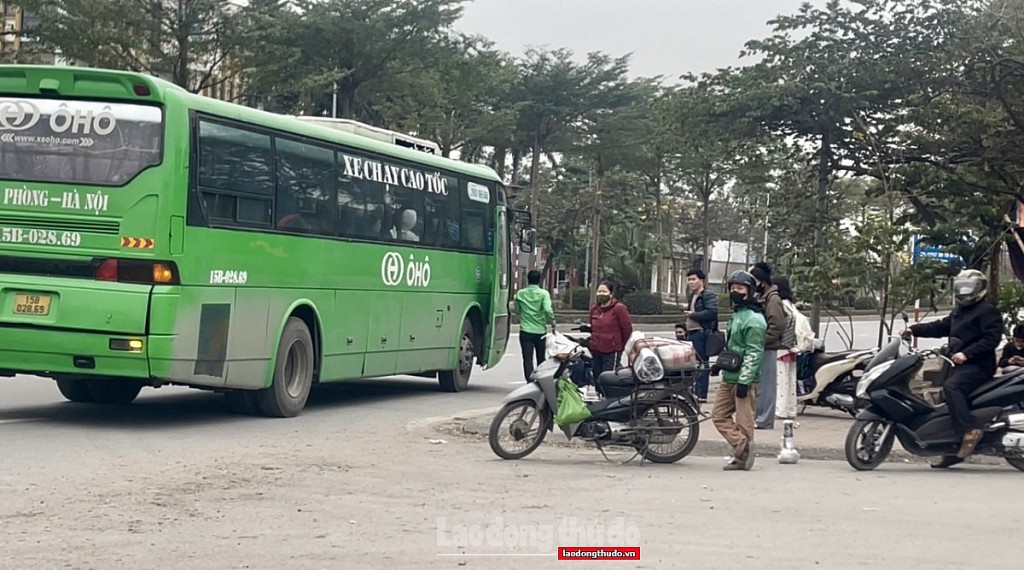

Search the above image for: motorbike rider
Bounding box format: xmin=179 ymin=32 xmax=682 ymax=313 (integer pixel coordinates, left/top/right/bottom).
xmin=902 ymin=269 xmax=1003 ymax=468
xmin=712 ymin=270 xmax=767 ymax=471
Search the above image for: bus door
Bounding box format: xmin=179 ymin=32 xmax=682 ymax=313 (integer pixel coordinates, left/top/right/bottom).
xmin=483 ymin=207 xmax=511 ymax=368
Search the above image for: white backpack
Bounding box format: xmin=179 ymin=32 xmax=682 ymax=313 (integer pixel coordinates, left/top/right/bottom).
xmin=781 ymin=299 xmax=815 ymax=353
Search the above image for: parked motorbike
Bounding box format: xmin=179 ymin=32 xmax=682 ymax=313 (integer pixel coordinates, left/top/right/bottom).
xmin=488 ymin=331 xmax=701 ymax=464
xmin=797 ymin=342 xmax=878 ymax=416
xmin=844 ymin=329 xmax=1024 ymax=472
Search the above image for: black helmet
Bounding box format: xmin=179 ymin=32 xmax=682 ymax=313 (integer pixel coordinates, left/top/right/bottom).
xmin=727 ymin=270 xmax=757 ymax=290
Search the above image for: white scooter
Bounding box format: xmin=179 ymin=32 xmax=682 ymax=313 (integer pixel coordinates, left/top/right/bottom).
xmin=797 ymin=340 xmax=878 ymax=416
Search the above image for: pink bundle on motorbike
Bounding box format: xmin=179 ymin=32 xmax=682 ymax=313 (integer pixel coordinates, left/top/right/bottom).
xmin=626 ymin=335 xmax=698 ymax=372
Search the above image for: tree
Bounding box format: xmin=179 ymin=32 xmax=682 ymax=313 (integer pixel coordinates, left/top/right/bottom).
xmin=512 ymin=48 xmax=633 ymax=276
xmin=370 ymin=34 xmax=518 ymax=159
xmin=20 ymin=0 xmax=280 ymax=93
xmin=713 ymin=0 xmax=964 ymax=332
xmin=249 ymin=0 xmax=464 ymax=119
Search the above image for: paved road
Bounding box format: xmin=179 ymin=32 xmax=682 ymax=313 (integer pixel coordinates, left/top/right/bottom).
xmin=3 ymin=310 xmax=1011 ymax=569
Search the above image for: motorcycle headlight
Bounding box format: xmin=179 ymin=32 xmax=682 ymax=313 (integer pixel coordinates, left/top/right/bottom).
xmin=856 ymin=360 xmax=894 ymax=399
xmin=633 ymin=348 xmax=665 ymax=383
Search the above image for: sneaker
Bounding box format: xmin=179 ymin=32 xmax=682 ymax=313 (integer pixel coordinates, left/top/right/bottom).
xmin=931 ymin=456 xmax=964 ymax=469
xmin=743 ymin=447 xmax=756 ymax=471
xmin=583 ymin=386 xmax=600 ymax=402
xmin=723 ymin=461 xmax=745 ymax=471
xmin=957 ymin=429 xmax=983 ymax=459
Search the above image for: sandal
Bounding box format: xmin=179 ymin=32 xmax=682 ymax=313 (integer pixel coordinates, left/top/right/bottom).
xmin=957 ymin=429 xmax=983 ymax=459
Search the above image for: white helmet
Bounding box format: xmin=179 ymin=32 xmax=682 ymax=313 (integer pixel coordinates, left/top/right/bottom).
xmin=953 ymin=269 xmax=987 ymax=306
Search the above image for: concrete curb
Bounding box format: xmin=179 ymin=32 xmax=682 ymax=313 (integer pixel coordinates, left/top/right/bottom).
xmin=431 ymin=413 xmax=1005 ymax=467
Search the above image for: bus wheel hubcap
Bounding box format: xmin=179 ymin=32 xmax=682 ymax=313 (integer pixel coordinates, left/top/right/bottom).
xmin=459 ymin=336 xmax=473 ymax=376
xmin=283 ymin=341 xmax=308 ymax=398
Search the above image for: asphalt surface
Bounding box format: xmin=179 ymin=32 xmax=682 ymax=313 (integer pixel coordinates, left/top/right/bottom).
xmin=3 ymin=311 xmax=1018 ymax=569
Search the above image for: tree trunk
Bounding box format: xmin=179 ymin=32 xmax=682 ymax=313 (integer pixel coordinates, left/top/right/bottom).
xmin=811 ymin=129 xmax=833 ymax=336
xmin=989 ymin=241 xmax=1002 ymax=304
xmin=528 ymin=129 xmax=543 ymax=277
xmin=877 ymin=253 xmax=891 ymax=348
xmin=701 ymin=190 xmax=710 ymax=274
xmin=590 ymin=173 xmax=603 ymax=306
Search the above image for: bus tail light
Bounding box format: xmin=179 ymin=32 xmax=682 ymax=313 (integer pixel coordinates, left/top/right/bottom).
xmin=94 ymin=259 xmax=180 ymax=285
xmin=133 ymin=83 xmax=151 ymax=96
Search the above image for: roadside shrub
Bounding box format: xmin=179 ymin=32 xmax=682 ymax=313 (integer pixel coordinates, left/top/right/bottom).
xmin=562 ymin=286 xmax=591 ymax=311
xmin=622 ymin=291 xmax=663 ymax=315
xmin=852 ymin=296 xmax=878 ymax=310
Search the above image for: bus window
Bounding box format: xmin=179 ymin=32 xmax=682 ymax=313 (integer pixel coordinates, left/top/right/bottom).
xmin=462 ymin=180 xmax=493 ymax=252
xmin=0 ymin=97 xmax=162 ymax=186
xmin=389 ymin=186 xmax=424 ymax=243
xmin=423 ymin=175 xmax=459 ymax=248
xmin=197 ymin=120 xmax=274 ymax=227
xmin=275 ymin=137 xmax=337 ymax=236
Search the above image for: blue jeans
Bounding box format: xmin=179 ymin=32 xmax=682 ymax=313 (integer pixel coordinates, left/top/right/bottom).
xmin=591 ymin=351 xmax=621 ymax=378
xmin=688 ymin=330 xmax=710 ymax=399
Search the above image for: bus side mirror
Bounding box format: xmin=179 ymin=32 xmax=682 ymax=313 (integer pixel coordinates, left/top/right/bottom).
xmin=519 ymin=228 xmax=535 ymax=253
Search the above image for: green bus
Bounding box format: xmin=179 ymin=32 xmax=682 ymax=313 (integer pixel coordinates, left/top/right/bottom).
xmin=0 ymin=64 xmax=528 ymax=417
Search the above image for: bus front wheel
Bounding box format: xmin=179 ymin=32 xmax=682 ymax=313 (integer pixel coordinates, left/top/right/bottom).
xmin=86 ymin=379 xmax=143 ymax=405
xmin=257 ymin=317 xmax=315 ymax=418
xmin=439 ymin=319 xmax=476 ymax=392
xmin=56 ymin=378 xmax=94 ymax=403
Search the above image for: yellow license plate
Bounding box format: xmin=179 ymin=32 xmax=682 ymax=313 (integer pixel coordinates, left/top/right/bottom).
xmin=13 ymin=293 xmax=52 ymax=316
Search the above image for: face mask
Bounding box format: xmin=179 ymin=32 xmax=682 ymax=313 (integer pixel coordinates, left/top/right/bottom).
xmin=730 ymin=292 xmax=747 ymax=306
xmin=755 ymin=283 xmax=766 ymax=294
xmin=596 ymin=294 xmax=610 ymax=305
xmin=675 ymin=334 xmax=686 ymax=341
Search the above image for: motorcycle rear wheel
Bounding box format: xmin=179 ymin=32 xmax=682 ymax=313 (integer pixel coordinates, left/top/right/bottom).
xmin=637 ymin=398 xmax=700 ymax=464
xmin=845 ymin=419 xmax=895 ymax=471
xmin=1006 ymin=457 xmax=1024 ymax=472
xmin=489 ymin=400 xmax=550 ymax=460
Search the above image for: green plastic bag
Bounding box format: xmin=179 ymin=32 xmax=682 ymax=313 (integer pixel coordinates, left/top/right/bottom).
xmin=554 ymin=378 xmax=592 ymax=427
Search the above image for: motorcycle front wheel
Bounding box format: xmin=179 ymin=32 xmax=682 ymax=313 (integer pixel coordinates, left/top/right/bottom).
xmin=488 ymin=400 xmax=551 ymax=460
xmin=637 ymin=398 xmax=701 ymax=464
xmin=845 ymin=419 xmax=895 ymax=471
xmin=1006 ymin=457 xmax=1024 ymax=472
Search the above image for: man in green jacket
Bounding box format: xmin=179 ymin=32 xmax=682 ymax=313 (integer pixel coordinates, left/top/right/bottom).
xmin=712 ymin=270 xmax=767 ymax=471
xmin=513 ymin=270 xmax=555 ymax=382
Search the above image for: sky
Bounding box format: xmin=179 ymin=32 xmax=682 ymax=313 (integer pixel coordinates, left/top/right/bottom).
xmin=456 ymin=0 xmax=828 ymax=81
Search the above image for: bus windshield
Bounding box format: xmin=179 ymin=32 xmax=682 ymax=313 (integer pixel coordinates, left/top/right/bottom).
xmin=0 ymin=97 xmax=163 ymax=186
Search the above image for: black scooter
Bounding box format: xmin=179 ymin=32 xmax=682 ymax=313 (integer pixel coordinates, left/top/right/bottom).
xmin=844 ymin=330 xmax=1024 ymax=471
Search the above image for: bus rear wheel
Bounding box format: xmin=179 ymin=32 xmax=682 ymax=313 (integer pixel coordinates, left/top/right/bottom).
xmin=256 ymin=317 xmax=315 ymax=418
xmin=439 ymin=319 xmax=476 ymax=393
xmin=86 ymin=379 xmax=143 ymax=405
xmin=56 ymin=378 xmax=94 ymax=403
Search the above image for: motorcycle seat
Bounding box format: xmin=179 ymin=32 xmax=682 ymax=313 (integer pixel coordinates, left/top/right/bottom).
xmin=597 ymin=368 xmax=635 ymax=388
xmin=970 ymin=367 xmax=1024 ymax=399
xmin=813 ymin=351 xmax=863 ymax=368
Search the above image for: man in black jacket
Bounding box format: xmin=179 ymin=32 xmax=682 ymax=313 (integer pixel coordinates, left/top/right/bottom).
xmin=682 ymin=269 xmax=718 ymax=403
xmin=903 ymin=269 xmax=1003 ymax=468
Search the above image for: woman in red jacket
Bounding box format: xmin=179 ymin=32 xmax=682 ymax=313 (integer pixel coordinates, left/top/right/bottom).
xmin=588 ymin=281 xmax=634 ymax=376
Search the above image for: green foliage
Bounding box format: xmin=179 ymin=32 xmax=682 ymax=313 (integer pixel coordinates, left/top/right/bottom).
xmin=19 ymin=0 xmax=281 ymax=93
xmin=852 ymin=297 xmax=879 ymax=311
xmin=622 ymin=292 xmax=663 ymax=316
xmin=997 ymin=280 xmax=1024 ymax=336
xmin=562 ymin=287 xmax=591 ymax=311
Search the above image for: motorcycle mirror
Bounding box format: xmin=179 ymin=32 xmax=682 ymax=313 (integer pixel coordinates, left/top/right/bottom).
xmin=900 ymin=312 xmax=909 ymax=324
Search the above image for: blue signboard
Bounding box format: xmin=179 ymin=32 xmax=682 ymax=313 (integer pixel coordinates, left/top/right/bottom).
xmin=911 ymin=235 xmax=962 ymax=264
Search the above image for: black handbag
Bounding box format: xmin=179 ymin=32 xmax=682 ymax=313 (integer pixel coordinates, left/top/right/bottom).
xmin=715 ymin=349 xmax=743 ymax=373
